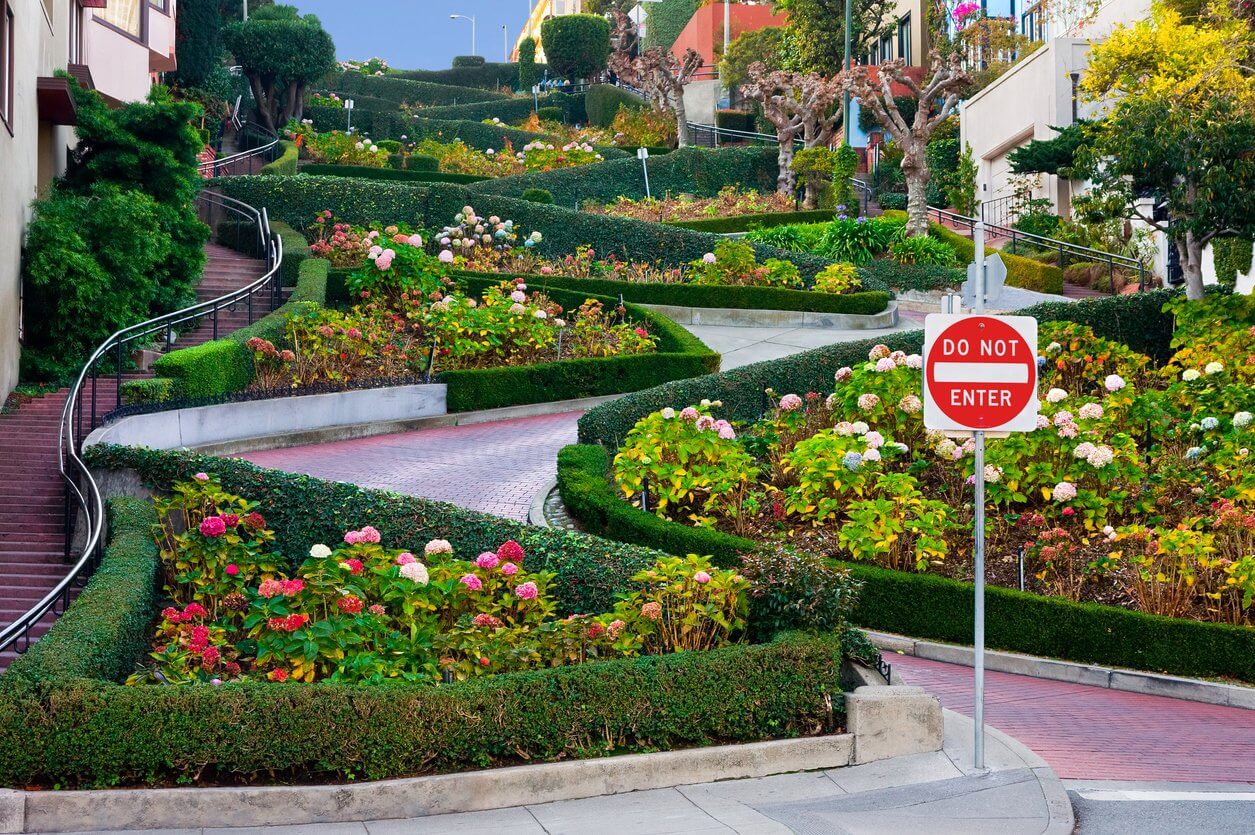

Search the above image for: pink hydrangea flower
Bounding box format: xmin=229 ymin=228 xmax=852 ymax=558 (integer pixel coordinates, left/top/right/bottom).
xmin=863 ymin=448 xmax=882 ymax=462
xmin=899 ymin=395 xmax=922 ymax=414
xmin=476 ymin=552 xmax=500 ymax=569
xmin=835 ymin=366 xmax=853 ymax=383
xmin=717 ymin=423 xmax=736 ymax=440
xmin=875 ymin=357 xmax=896 ymax=373
xmin=702 ymin=252 xmax=717 ymax=264
xmin=424 ymin=539 xmax=453 ymax=556
xmin=779 ymin=393 xmax=803 ymax=411
xmin=193 ymin=472 xmax=210 ymax=482
xmin=515 ymin=581 xmax=539 ymax=600
xmin=199 ymin=516 xmax=227 ymax=538
xmin=858 ymin=393 xmax=880 ymax=411
xmin=360 ymin=526 xmax=381 ymax=544
xmin=693 ymin=571 xmax=711 ymax=584
xmin=497 ymin=540 xmax=525 ymax=563
xmin=460 ymin=573 xmax=483 ymax=591
xmin=864 ymin=431 xmax=885 ymax=449
xmin=1052 ymin=481 xmax=1078 ymax=502
xmin=680 ymin=406 xmax=700 ymax=421
xmin=501 ymin=561 xmax=519 ymax=576
xmin=396 ymin=552 xmax=417 ymax=565
xmin=438 ymin=250 xmax=455 ymax=264
xmin=225 ymin=564 xmax=240 ymax=576
xmin=1079 ymin=403 xmax=1104 ymax=420
xmin=696 ymin=415 xmax=715 ymax=431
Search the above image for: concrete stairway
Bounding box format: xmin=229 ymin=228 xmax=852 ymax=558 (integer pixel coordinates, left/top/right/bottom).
xmin=0 ymin=241 xmax=269 ymax=669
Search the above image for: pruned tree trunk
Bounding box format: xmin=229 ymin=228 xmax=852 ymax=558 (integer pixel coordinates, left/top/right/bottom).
xmin=673 ymin=90 xmax=692 ymax=147
xmin=902 ymin=142 xmax=931 ymax=236
xmin=1176 ymin=232 xmax=1207 ymax=300
xmin=249 ymin=74 xmax=276 ymax=133
xmin=777 ymin=136 xmax=796 ymax=194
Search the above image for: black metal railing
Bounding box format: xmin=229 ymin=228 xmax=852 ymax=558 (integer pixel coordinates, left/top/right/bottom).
xmin=686 ymin=121 xmax=801 ymax=150
xmin=928 ymin=205 xmax=1149 ymax=292
xmin=0 ymin=185 xmax=284 ymax=657
xmin=199 ymin=121 xmax=281 ymax=179
xmin=980 ymin=194 xmax=1017 ymax=228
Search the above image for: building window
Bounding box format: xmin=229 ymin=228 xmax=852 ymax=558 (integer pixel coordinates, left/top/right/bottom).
xmin=879 ymin=32 xmax=893 ymax=63
xmin=149 ymin=0 xmax=168 ymax=14
xmin=898 ymin=14 xmax=911 ymax=64
xmin=97 ymin=0 xmax=143 ymax=38
xmin=1021 ymin=3 xmax=1044 ymax=41
xmin=1 ymin=3 xmax=12 ymax=134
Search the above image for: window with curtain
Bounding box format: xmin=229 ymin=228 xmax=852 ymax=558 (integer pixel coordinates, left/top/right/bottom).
xmin=97 ymin=0 xmax=142 ymax=37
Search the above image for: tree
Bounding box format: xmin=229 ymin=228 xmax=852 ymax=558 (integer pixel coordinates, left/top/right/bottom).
xmin=840 ymin=53 xmax=970 ymax=235
xmin=540 ymin=14 xmax=611 ymax=80
xmin=773 ymin=0 xmax=896 ymax=75
xmin=172 ymin=0 xmax=223 ymax=88
xmin=518 ymin=36 xmax=540 ymax=91
xmin=609 ymin=12 xmax=704 ymax=146
xmin=740 ymin=63 xmax=844 ymax=194
xmin=719 ymin=26 xmax=786 ymax=95
xmin=222 ymin=5 xmax=336 ymax=132
xmin=1008 ymin=123 xmax=1088 ymax=177
xmin=1076 ymin=4 xmax=1255 ymax=298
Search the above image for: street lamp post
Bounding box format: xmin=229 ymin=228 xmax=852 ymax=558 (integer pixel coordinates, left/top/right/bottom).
xmin=842 ymin=0 xmax=852 ymax=144
xmin=450 ymin=14 xmax=477 ymax=57
xmin=503 ymin=25 xmax=509 ymax=62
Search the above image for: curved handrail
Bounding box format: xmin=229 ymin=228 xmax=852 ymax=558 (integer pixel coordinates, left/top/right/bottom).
xmin=199 ymin=122 xmax=282 ymax=178
xmin=0 ymin=189 xmax=284 ymax=657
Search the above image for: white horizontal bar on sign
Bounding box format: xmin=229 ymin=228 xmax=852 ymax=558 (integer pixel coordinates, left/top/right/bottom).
xmin=932 ymin=362 xmax=1030 ymax=384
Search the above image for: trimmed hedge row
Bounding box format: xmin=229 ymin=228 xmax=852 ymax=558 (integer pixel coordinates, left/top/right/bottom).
xmin=328 ymin=71 xmax=510 ymax=106
xmin=576 ymin=289 xmax=1181 ymax=447
xmin=586 ymin=83 xmax=644 ymax=127
xmin=211 ymin=175 xmax=844 ymax=282
xmin=392 ymin=62 xmax=528 ymax=90
xmin=299 ymin=163 xmax=489 ymax=184
xmin=456 ymin=269 xmax=892 ymax=315
xmin=418 ymin=91 xmax=586 ymax=125
xmin=272 ymin=219 xmax=312 ymax=287
xmin=669 ymin=209 xmax=835 ymax=233
xmin=470 ymin=146 xmax=779 ymax=207
xmin=150 ymin=258 xmax=331 ymax=399
xmin=555 ymin=445 xmax=1255 ymax=682
xmin=861 ymin=259 xmax=965 ymax=293
xmin=258 ymin=140 xmax=298 ymax=176
xmin=881 ymin=211 xmax=1065 ymax=294
xmin=0 ymin=461 xmax=844 ymax=787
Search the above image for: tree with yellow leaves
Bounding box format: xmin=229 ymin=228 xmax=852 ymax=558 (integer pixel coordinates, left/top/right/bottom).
xmin=1076 ymin=2 xmax=1255 ymax=298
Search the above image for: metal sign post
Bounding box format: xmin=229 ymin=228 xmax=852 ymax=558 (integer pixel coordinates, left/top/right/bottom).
xmin=638 ymin=147 xmax=651 ymax=199
xmin=532 ymin=85 xmax=540 ymax=113
xmin=922 ymin=220 xmax=1038 ymax=772
xmin=344 ymin=98 xmax=354 ymax=133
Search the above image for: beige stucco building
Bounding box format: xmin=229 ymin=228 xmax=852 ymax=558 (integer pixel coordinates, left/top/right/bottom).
xmin=0 ymin=0 xmax=175 ymax=402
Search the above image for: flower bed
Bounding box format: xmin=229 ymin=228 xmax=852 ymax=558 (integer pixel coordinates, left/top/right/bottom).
xmin=586 ymin=186 xmax=798 ymax=224
xmin=0 ymin=449 xmax=856 ymax=787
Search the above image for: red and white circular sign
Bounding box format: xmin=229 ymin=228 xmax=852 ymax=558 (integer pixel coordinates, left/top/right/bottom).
xmin=923 ymin=314 xmax=1038 ymax=432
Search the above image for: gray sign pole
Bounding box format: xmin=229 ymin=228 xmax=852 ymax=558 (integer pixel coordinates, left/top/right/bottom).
xmin=972 ymin=220 xmax=987 ymax=771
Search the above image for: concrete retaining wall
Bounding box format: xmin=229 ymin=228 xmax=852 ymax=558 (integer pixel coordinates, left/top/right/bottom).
xmin=85 ymin=384 xmax=448 ymax=451
xmin=639 ymin=301 xmax=899 ymax=330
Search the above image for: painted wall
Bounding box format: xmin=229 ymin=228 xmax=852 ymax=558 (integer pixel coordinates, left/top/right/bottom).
xmin=670 ymin=3 xmax=786 ymax=67
xmin=0 ymin=0 xmax=73 ymax=401
xmin=84 ymin=0 xmax=176 ymax=103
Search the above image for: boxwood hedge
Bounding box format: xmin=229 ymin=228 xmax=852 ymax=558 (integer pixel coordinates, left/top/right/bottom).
xmin=555 ymin=445 xmax=1255 ymax=683
xmin=0 ymin=466 xmax=845 ymax=787
xmin=456 ymin=269 xmax=892 ymax=315
xmin=669 ymin=210 xmax=836 ymax=233
xmin=419 ymin=91 xmax=585 ymax=125
xmin=328 ymin=71 xmax=511 ymax=106
xmin=299 ymin=163 xmax=489 ymax=184
xmin=585 ymin=83 xmax=644 ymax=127
xmin=257 ymin=140 xmax=298 ymax=175
xmin=392 ymin=62 xmax=527 ymax=90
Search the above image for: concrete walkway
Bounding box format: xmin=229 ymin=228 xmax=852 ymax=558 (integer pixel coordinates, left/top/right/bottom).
xmin=687 ymin=312 xmax=925 ymax=370
xmin=56 ymin=712 xmax=1073 ymax=835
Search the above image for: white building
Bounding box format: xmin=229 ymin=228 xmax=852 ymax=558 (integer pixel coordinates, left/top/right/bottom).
xmin=0 ymin=0 xmax=176 ymax=402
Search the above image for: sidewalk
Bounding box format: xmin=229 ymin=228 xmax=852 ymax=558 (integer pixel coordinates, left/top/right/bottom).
xmin=62 ymin=712 xmax=1073 ymax=834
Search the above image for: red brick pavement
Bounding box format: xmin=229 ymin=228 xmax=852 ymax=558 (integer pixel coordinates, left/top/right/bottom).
xmin=891 ymin=654 xmax=1255 ymax=784
xmin=237 ymin=411 xmax=582 ymax=521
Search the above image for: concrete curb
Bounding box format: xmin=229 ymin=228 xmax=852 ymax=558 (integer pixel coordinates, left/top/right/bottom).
xmin=637 ymin=301 xmax=900 ymax=331
xmin=182 ymin=394 xmax=621 ymax=457
xmin=527 ymin=477 xmax=557 ymax=527
xmin=869 ymin=630 xmax=1255 ymax=710
xmin=941 ymin=710 xmax=1076 ymax=835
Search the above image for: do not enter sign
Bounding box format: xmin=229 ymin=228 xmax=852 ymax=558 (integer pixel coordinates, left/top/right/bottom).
xmin=923 ymin=314 xmax=1038 ymax=432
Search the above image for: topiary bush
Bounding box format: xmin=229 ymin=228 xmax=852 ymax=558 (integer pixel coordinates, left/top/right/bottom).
xmin=537 ymin=106 xmax=564 ymax=123
xmin=328 ymin=71 xmax=510 ymax=106
xmin=585 ymin=84 xmax=644 ymax=127
xmin=258 ymin=140 xmax=299 ymax=175
xmin=540 ymin=14 xmax=611 ymax=79
xmin=520 ymin=188 xmax=555 ymax=204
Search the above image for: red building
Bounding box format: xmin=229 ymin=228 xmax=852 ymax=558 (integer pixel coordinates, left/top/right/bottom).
xmin=670 ymin=2 xmax=787 ymax=80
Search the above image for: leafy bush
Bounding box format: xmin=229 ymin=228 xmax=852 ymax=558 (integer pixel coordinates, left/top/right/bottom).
xmin=518 ymin=38 xmax=540 ymax=90
xmin=392 ymin=63 xmax=526 ymax=91
xmin=686 ymin=240 xmax=803 ymax=289
xmin=671 ymin=210 xmax=836 ymax=233
xmin=328 ymin=71 xmax=510 ymax=106
xmin=120 ymin=378 xmax=175 ymax=405
xmin=541 ymin=14 xmax=611 ymax=79
xmin=586 ymin=84 xmax=644 ymax=127
xmin=741 ymin=550 xmax=862 ymax=642
xmin=452 ymin=55 xmax=486 ymax=68
xmin=521 ymin=188 xmax=555 ymax=204
xmin=813 ymin=263 xmax=862 ymax=294
xmin=1213 ymin=237 xmax=1254 ymax=287
xmin=877 ymin=193 xmax=907 ymax=211
xmin=890 ymin=234 xmax=957 ymax=267
xmin=715 ymin=110 xmax=757 ymax=133
xmin=643 ymin=0 xmax=700 ymax=50
xmin=259 ymin=140 xmax=299 ymax=175
xmin=537 ymin=106 xmax=564 ymax=123
xmin=611 ymin=106 xmax=678 ymax=148
xmin=860 ymin=259 xmax=964 ymax=293
xmin=300 ymin=163 xmax=488 ymax=184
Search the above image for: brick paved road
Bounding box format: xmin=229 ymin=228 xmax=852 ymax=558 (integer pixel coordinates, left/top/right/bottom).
xmin=237 ymin=411 xmax=582 ymax=521
xmin=891 ymin=654 xmax=1255 ymax=784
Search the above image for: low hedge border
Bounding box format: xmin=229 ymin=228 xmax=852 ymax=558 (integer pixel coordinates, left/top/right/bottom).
xmin=576 ymin=289 xmax=1180 ymax=447
xmin=150 ymin=258 xmax=331 ymax=400
xmin=258 ymin=140 xmax=298 ymax=176
xmin=555 ymin=445 xmax=1255 ymax=683
xmin=455 ymin=269 xmax=892 ymax=316
xmin=0 ymin=460 xmax=844 ymax=787
xmin=669 ymin=209 xmax=836 ymax=234
xmin=299 ymin=163 xmax=489 ymax=184
xmin=327 ymin=71 xmax=511 ymax=106
xmin=880 ymin=211 xmax=1065 ymax=294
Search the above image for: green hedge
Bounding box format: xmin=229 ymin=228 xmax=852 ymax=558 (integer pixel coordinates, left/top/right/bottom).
xmin=150 ymin=258 xmax=330 ymax=399
xmin=258 ymin=140 xmax=298 ymax=175
xmin=470 ymin=146 xmax=779 ymax=207
xmin=328 ymin=71 xmax=510 ymax=106
xmin=586 ymin=84 xmax=644 ymax=127
xmin=212 ymin=175 xmax=841 ymax=281
xmin=413 ymin=92 xmax=585 ymax=127
xmin=272 ymin=219 xmax=310 ymax=287
xmin=669 ymin=210 xmax=836 ymax=234
xmin=576 ymin=289 xmax=1181 ymax=447
xmin=644 ymin=0 xmax=700 ymax=50
xmin=120 ymin=377 xmax=175 ymax=406
xmin=0 ymin=460 xmax=844 ymax=787
xmin=555 ymin=444 xmax=1255 ymax=682
xmin=881 ymin=211 xmax=1065 ymax=294
xmin=1213 ymin=237 xmax=1253 ymax=286
xmin=392 ymin=63 xmax=526 ymax=90
xmin=299 ymin=163 xmax=489 ymax=184
xmin=861 ymin=259 xmax=965 ymax=293
xmin=716 ymin=110 xmax=757 ymax=133
xmin=456 ymin=269 xmax=891 ymax=315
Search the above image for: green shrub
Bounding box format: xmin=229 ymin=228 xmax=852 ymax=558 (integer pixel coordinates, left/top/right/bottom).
xmin=890 ymin=234 xmax=957 ymax=267
xmin=460 ymin=269 xmax=891 ymax=314
xmin=259 ymin=140 xmax=299 ymax=175
xmin=299 ymin=163 xmax=488 ymax=184
xmin=670 ymin=210 xmax=837 ymax=233
xmin=271 ymin=220 xmax=310 ymax=287
xmin=555 ymin=441 xmax=1255 ymax=682
xmin=392 ymin=63 xmax=524 ymax=90
xmin=120 ymin=377 xmax=174 ymax=406
xmin=1212 ymin=237 xmax=1253 ymax=287
xmin=860 ymin=259 xmax=964 ymax=293
xmin=877 ymin=193 xmax=907 ymax=211
xmin=540 ymin=14 xmax=611 ymax=79
xmin=518 ymin=38 xmax=540 ymax=91
xmin=643 ymin=0 xmax=699 ymax=50
xmin=881 ymin=210 xmax=1065 ymax=294
xmin=328 ymin=71 xmax=510 ymax=106
xmin=520 ymin=188 xmax=554 ymax=204
xmin=537 ymin=106 xmax=564 ymax=123
xmin=585 ymin=84 xmax=644 ymax=127
xmin=452 ymin=55 xmax=486 ymax=68
xmin=406 ymin=154 xmax=439 ymax=172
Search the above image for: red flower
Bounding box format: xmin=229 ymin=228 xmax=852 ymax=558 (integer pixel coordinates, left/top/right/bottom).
xmin=225 ymin=563 xmax=240 ymax=576
xmin=268 ymin=668 xmax=289 ymax=682
xmin=183 ymin=603 xmax=206 ymax=619
xmin=161 ymin=606 xmax=182 ymax=623
xmin=341 ymin=559 xmax=364 ymax=575
xmin=225 ymin=661 xmax=242 ymax=676
xmin=337 ymin=595 xmax=364 ymax=615
xmin=201 ymin=646 xmax=220 ymax=669
xmin=368 ymin=604 xmax=386 ymax=616
xmin=587 ymin=624 xmax=606 ymax=640
xmin=479 ymin=657 xmax=490 ymax=667
xmin=497 ymin=540 xmax=525 ymax=563
xmin=1062 ymin=507 xmax=1076 ymax=517
xmin=267 ymin=613 xmax=309 ymax=632
xmin=634 ymin=327 xmax=649 ymax=338
xmin=221 ymin=513 xmax=240 ymax=527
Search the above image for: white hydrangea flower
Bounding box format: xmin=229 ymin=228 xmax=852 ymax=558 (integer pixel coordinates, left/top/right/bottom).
xmin=309 ymin=544 xmax=332 ymax=558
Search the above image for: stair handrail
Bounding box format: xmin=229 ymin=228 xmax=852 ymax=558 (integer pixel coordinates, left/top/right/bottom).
xmin=0 ymin=189 xmax=284 ymax=657
xmin=199 ymin=121 xmax=281 ymax=177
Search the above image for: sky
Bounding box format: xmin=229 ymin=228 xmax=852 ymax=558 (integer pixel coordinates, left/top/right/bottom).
xmin=291 ymin=1 xmax=536 ymax=70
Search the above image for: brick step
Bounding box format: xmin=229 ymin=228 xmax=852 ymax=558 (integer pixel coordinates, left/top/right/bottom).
xmin=0 ymin=561 xmax=76 ymax=575
xmin=0 ymin=543 xmax=69 ymax=555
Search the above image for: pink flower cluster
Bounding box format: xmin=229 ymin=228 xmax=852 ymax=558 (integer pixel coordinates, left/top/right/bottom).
xmin=199 ymin=516 xmax=228 ymax=538
xmin=497 ymin=540 xmax=525 ymax=563
xmin=515 ymin=581 xmax=539 ymax=600
xmin=267 ymin=613 xmax=310 ymax=632
xmin=258 ymin=578 xmax=305 ymax=598
xmin=343 ymin=526 xmax=382 ymax=545
xmin=161 ymin=602 xmax=207 ymax=623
